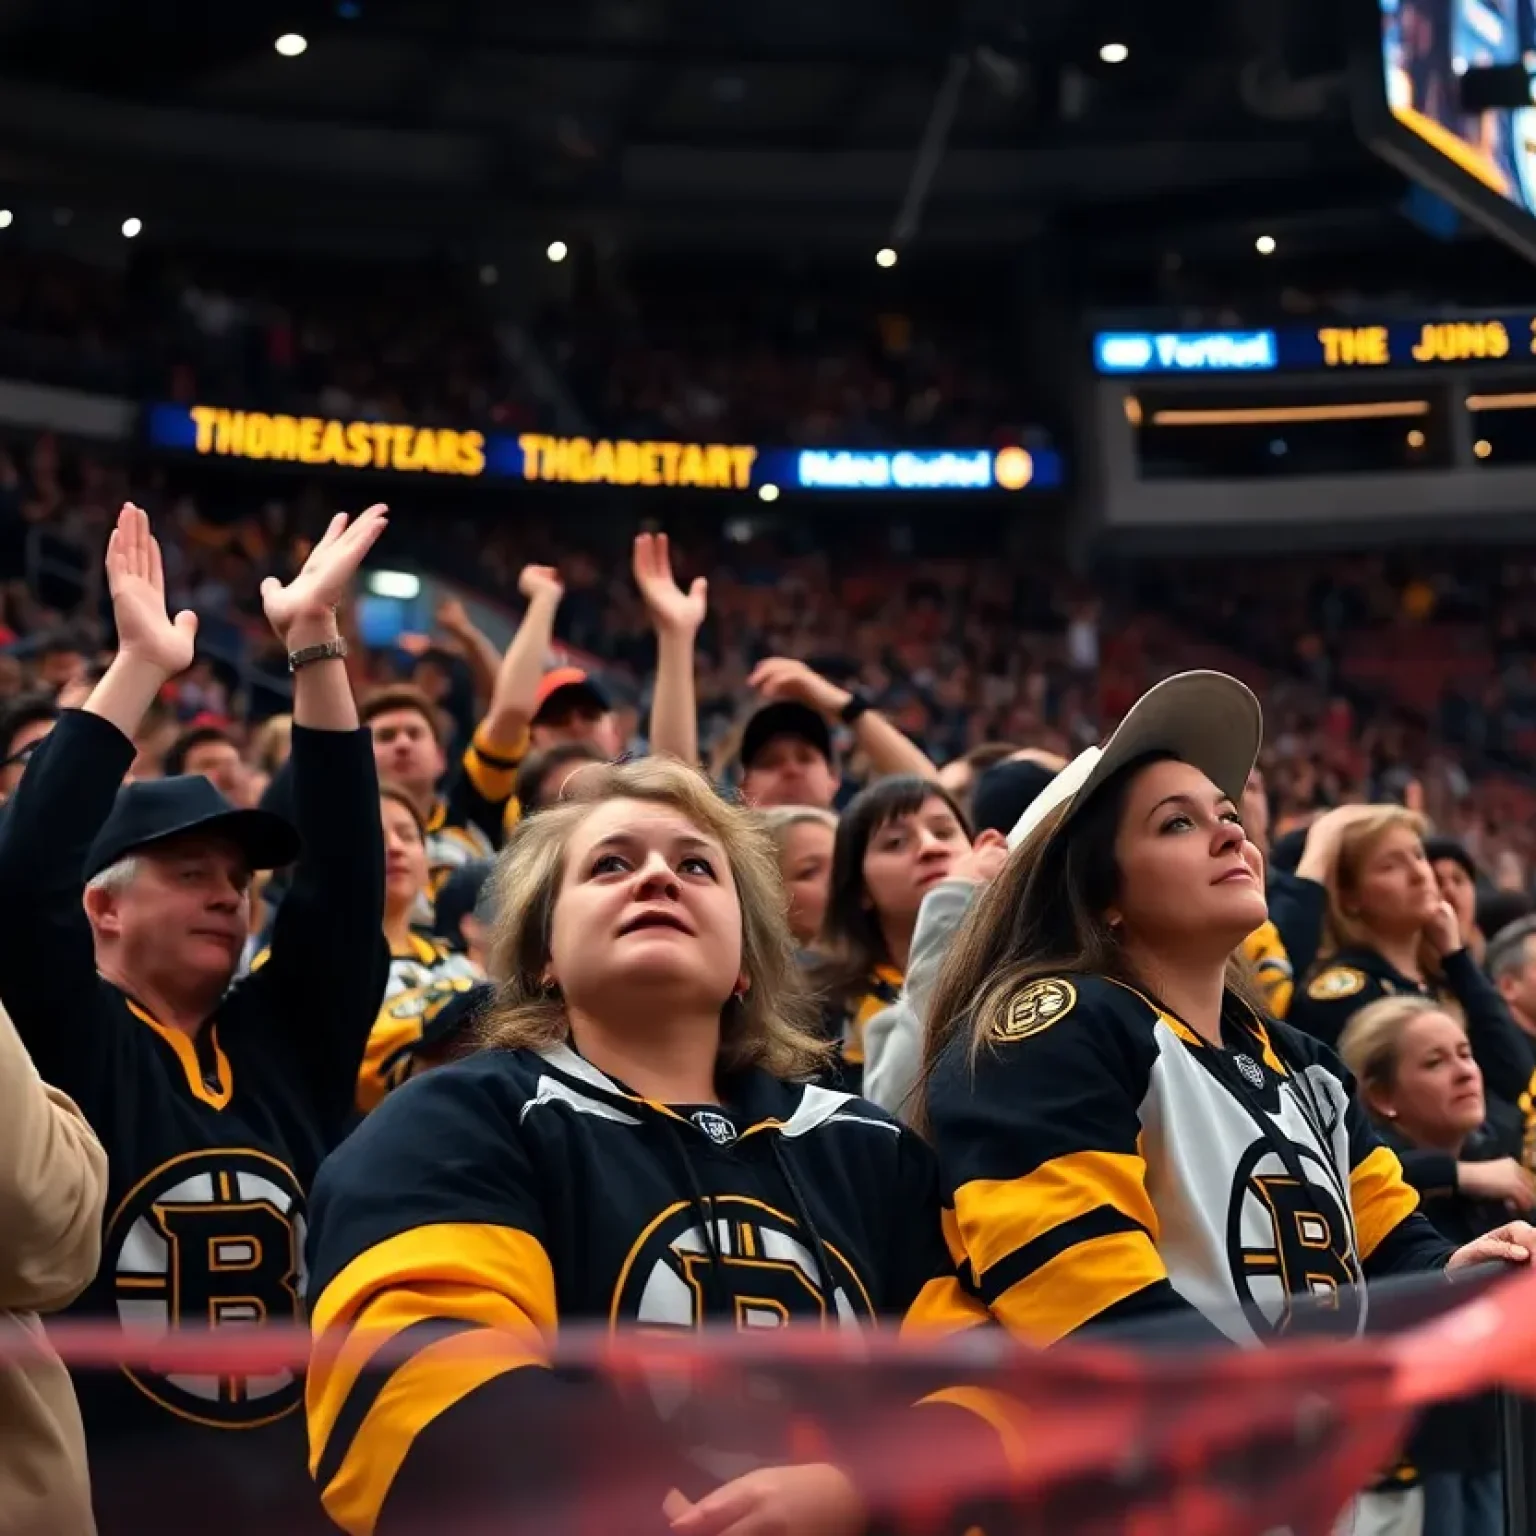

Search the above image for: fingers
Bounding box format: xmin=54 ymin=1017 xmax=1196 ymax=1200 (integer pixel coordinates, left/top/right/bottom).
xmin=661 ymin=1490 xmax=694 ymax=1522
xmin=668 ymin=1480 xmax=757 ymax=1535
xmin=312 ymin=512 xmax=349 ymax=553
xmin=173 ymin=610 xmax=199 ymax=640
xmin=149 ymin=520 xmax=165 ymax=595
xmin=689 ymin=577 xmax=708 ymax=603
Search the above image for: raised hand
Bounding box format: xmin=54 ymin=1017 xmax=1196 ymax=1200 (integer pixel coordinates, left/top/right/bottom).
xmin=633 ymin=532 xmax=707 ymax=635
xmin=1424 ymin=898 xmax=1464 ymax=958
xmin=747 ymin=656 xmax=850 ymax=719
xmin=261 ymin=504 xmax=388 ymax=646
xmin=518 ymin=564 xmax=564 ymax=605
xmin=105 ymin=502 xmax=198 ymax=678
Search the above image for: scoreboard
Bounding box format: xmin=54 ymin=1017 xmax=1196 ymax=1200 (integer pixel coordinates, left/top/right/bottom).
xmin=1093 ymin=315 xmax=1536 ymax=375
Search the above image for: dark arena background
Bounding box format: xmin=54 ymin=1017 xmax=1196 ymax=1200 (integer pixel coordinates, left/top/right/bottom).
xmin=10 ymin=0 xmax=1536 ymax=1533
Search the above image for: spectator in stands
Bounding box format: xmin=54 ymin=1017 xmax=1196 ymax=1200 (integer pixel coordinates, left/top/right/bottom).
xmin=1426 ymin=835 xmax=1485 ymax=964
xmin=35 ymin=630 xmax=88 ymax=693
xmin=304 ymin=757 xmax=964 ymax=1536
xmin=351 ymin=784 xmax=484 ymax=1112
xmin=1488 ymin=914 xmax=1536 ymax=1057
xmin=0 ymin=995 xmax=107 ymax=1536
xmin=1341 ymin=994 xmax=1529 ymax=1536
xmin=935 ymin=741 xmax=1019 ymax=816
xmin=430 ymin=857 xmax=495 ymax=958
xmin=0 ymin=692 xmax=58 ymax=800
xmin=915 ymin=673 xmax=1536 ymax=1399
xmin=762 ymin=806 xmax=837 ymax=947
xmin=1288 ymin=807 xmax=1533 ymax=1115
xmin=737 ymin=657 xmax=935 ymax=811
xmin=529 ymin=668 xmax=621 ymax=759
xmin=808 ymin=776 xmax=971 ymax=1093
xmin=513 ymin=742 xmax=606 ymax=819
xmin=163 ymin=723 xmax=252 ymax=808
xmin=0 ymin=502 xmax=388 ymax=1486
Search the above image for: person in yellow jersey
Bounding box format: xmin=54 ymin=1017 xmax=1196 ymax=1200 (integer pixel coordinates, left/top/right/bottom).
xmin=806 ymin=776 xmax=971 ymax=1094
xmin=916 ymin=672 xmax=1536 ymax=1355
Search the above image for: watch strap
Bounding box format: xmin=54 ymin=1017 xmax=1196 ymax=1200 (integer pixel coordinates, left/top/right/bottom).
xmin=288 ymin=637 xmax=349 ymax=673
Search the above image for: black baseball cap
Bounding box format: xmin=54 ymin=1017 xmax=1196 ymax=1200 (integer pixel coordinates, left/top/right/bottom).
xmin=532 ymin=668 xmax=611 ymax=725
xmin=86 ymin=775 xmax=300 ymax=882
xmin=739 ymin=702 xmax=833 ymax=771
xmin=433 ymin=859 xmax=495 ymax=946
xmin=971 ymin=759 xmax=1059 ymax=838
xmin=1423 ymin=835 xmax=1478 ymax=884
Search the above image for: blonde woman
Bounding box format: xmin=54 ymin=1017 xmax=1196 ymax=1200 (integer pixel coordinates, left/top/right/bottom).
xmin=304 ymin=758 xmax=969 ymax=1536
xmin=1341 ymin=994 xmax=1530 ymax=1536
xmin=760 ymin=805 xmax=837 ymax=947
xmin=1289 ymin=805 xmax=1531 ymax=1109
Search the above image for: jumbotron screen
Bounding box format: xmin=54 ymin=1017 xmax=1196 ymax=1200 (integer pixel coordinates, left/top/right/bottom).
xmin=1376 ymin=0 xmax=1536 ymax=241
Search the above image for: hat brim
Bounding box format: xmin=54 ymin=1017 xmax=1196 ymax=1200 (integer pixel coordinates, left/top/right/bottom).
xmin=532 ymin=683 xmax=610 ymax=724
xmin=134 ymin=807 xmax=301 ymax=874
xmin=1008 ymin=671 xmax=1262 ymax=851
xmin=739 ymin=702 xmax=834 ymax=770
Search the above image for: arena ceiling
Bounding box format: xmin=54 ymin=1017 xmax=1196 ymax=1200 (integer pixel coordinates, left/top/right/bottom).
xmin=0 ymin=0 xmax=1517 ymax=295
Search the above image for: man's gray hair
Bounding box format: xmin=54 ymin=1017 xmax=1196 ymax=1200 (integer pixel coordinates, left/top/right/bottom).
xmin=1487 ymin=914 xmax=1536 ymax=981
xmin=85 ymin=856 xmax=140 ymax=896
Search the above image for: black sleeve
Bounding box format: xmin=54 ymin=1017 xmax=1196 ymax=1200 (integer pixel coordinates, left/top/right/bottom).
xmin=1266 ymin=870 xmax=1327 ymax=985
xmin=1440 ymin=947 xmax=1534 ymax=1107
xmin=1287 ymin=970 xmax=1389 ymax=1051
xmin=0 ymin=710 xmax=134 ymax=1096
xmin=240 ymin=726 xmax=388 ymax=1132
xmin=1394 ymin=1148 xmax=1459 ymax=1201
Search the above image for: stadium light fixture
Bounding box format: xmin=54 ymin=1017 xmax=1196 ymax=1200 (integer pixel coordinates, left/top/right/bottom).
xmin=0 ymin=210 xmax=11 ymax=229
xmin=1255 ymin=234 xmax=1276 ymax=255
xmin=876 ymin=247 xmax=898 ymax=268
xmin=122 ymin=217 xmax=142 ymax=238
xmin=1474 ymin=439 xmax=1493 ymax=459
xmin=367 ymin=570 xmax=422 ymax=600
xmin=758 ymin=483 xmax=780 ymax=503
xmin=275 ymin=33 xmax=308 ymax=57
xmin=1099 ymin=42 xmax=1129 ymax=64
xmin=547 ymin=240 xmax=569 ymax=263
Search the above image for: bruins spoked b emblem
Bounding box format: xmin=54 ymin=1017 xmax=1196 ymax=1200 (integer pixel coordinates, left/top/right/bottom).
xmin=994 ymin=978 xmax=1077 ymax=1042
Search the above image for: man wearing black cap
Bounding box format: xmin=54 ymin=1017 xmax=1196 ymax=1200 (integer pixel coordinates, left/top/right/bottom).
xmin=0 ymin=503 xmax=389 ymax=1485
xmin=737 ymin=656 xmax=935 ymax=810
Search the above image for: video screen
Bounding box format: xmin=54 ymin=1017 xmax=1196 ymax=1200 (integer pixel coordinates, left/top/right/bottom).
xmin=1381 ymin=0 xmax=1536 ymax=213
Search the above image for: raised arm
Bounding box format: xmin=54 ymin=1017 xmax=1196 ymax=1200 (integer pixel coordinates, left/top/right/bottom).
xmin=748 ymin=657 xmax=937 ymax=782
xmin=0 ymin=504 xmax=191 ymax=1087
xmin=245 ymin=506 xmax=390 ymax=1128
xmin=480 ymin=564 xmax=564 ymax=745
xmin=435 ymin=596 xmax=503 ymax=711
xmin=633 ymin=531 xmax=707 ymax=764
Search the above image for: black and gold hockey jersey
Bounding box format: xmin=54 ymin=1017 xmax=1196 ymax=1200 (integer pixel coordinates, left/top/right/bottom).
xmin=1242 ymin=920 xmax=1294 ymax=1018
xmin=356 ymin=934 xmax=485 ymax=1111
xmin=0 ymin=710 xmax=388 ymax=1461
xmin=423 ymin=724 xmax=527 ymax=898
xmin=919 ymin=973 xmax=1452 ymax=1349
xmin=1292 ymin=944 xmax=1535 ymax=1108
xmin=818 ymin=961 xmax=902 ymax=1096
xmin=306 ymin=1042 xmax=973 ymax=1535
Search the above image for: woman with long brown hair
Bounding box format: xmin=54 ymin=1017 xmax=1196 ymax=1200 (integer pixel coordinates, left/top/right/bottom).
xmin=919 ymin=671 xmax=1536 ymax=1359
xmin=304 ymin=757 xmax=971 ymax=1536
xmin=1287 ymin=805 xmax=1531 ymax=1109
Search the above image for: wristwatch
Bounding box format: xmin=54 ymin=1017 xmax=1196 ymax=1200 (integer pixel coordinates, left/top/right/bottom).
xmin=288 ymin=637 xmax=348 ymax=673
xmin=839 ymin=689 xmax=873 ymax=726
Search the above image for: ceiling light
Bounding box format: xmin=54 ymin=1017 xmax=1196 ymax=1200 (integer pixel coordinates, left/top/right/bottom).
xmin=1474 ymin=438 xmax=1493 ymax=458
xmin=275 ymin=33 xmax=308 ymax=57
xmin=0 ymin=211 xmax=11 ymax=229
xmin=1407 ymin=429 xmax=1426 ymax=448
xmin=546 ymin=240 xmax=568 ymax=263
xmin=758 ymin=483 xmax=780 ymax=503
xmin=121 ymin=217 xmax=142 ymax=239
xmin=1099 ymin=42 xmax=1129 ymax=64
xmin=1255 ymin=234 xmax=1276 ymax=254
xmin=367 ymin=570 xmax=422 ymax=600
xmin=876 ymin=247 xmax=898 ymax=268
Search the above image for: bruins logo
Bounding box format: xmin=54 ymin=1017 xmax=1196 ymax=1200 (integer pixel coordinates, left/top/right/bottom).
xmin=106 ymin=1148 xmax=306 ymax=1429
xmin=993 ymin=978 xmax=1077 ymax=1042
xmin=1306 ymin=967 xmax=1366 ymax=1003
xmin=611 ymin=1196 xmax=874 ymax=1331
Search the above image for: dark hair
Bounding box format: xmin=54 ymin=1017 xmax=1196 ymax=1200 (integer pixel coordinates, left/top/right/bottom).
xmin=359 ymin=684 xmax=442 ymax=742
xmin=0 ymin=692 xmax=58 ymax=761
xmin=808 ymin=775 xmax=971 ymax=1011
xmin=37 ymin=627 xmax=86 ymax=659
xmin=913 ymin=751 xmax=1263 ymax=1136
xmin=164 ymin=725 xmax=237 ymax=779
xmin=515 ymin=741 xmax=607 ymax=816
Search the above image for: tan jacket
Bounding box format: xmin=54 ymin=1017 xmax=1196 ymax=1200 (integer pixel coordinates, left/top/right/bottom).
xmin=0 ymin=998 xmax=107 ymax=1536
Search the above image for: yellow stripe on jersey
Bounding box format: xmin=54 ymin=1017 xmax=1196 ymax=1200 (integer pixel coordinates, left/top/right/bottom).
xmin=990 ymin=1228 xmax=1166 ymax=1346
xmin=1348 ymin=1144 xmax=1421 ymax=1262
xmin=1242 ymin=921 xmax=1294 ymax=1018
xmin=902 ymin=1276 xmax=992 ymax=1339
xmin=915 ymin=1386 xmax=1031 ymax=1474
xmin=954 ymin=1148 xmax=1159 ymax=1280
xmin=308 ymin=1222 xmax=558 ymax=1535
xmin=461 ymin=724 xmax=527 ymax=806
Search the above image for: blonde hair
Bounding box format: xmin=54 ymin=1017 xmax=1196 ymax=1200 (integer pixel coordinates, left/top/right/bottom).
xmin=761 ymin=805 xmax=838 ymax=856
xmin=1338 ymin=994 xmax=1459 ymax=1096
xmin=249 ymin=714 xmax=293 ymax=776
xmin=477 ymin=758 xmax=831 ymax=1079
xmin=1323 ymin=805 xmax=1429 ymax=956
